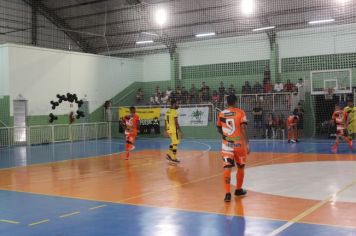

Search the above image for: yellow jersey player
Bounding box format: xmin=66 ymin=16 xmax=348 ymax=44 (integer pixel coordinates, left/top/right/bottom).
xmin=344 ymin=99 xmax=356 ymax=142
xmin=165 ymin=99 xmax=182 ymax=164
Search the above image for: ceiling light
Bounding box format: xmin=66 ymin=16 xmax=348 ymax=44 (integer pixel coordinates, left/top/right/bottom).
xmin=195 ymin=32 xmax=216 ymax=38
xmin=241 ymin=0 xmax=255 ymax=16
xmin=252 ymin=26 xmax=275 ymax=32
xmin=155 ymin=8 xmax=167 ymax=26
xmin=308 ymin=19 xmax=335 ymax=24
xmin=136 ymin=40 xmax=154 ymax=44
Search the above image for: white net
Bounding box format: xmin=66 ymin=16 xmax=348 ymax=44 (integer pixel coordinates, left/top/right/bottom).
xmin=0 ymin=0 xmax=355 ymax=140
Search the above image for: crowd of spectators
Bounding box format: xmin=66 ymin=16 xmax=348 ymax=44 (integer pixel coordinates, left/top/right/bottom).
xmin=135 ymin=66 xmax=305 ymax=107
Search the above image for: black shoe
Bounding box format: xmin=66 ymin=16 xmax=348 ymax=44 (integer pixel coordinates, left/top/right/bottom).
xmin=235 ymin=189 xmax=247 ymax=196
xmin=166 ymin=154 xmax=173 ymax=161
xmin=295 ymin=139 xmax=300 ymax=143
xmin=224 ymin=193 xmax=231 ymax=202
xmin=288 ymin=140 xmax=291 ymax=143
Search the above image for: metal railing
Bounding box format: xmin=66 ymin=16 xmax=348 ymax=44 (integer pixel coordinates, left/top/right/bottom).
xmin=225 ymin=92 xmax=295 ymax=111
xmin=0 ymin=122 xmax=109 ymax=148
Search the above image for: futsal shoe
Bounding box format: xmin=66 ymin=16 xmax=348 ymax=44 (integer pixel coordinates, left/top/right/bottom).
xmin=295 ymin=140 xmax=300 ymax=143
xmin=288 ymin=140 xmax=291 ymax=143
xmin=224 ymin=193 xmax=231 ymax=202
xmin=235 ymin=188 xmax=247 ymax=196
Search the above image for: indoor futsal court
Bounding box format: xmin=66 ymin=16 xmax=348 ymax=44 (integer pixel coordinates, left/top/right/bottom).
xmin=1 ymin=0 xmax=356 ymax=235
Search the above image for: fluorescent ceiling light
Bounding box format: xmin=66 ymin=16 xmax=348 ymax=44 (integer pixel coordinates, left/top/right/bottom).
xmin=136 ymin=40 xmax=154 ymax=44
xmin=195 ymin=32 xmax=216 ymax=37
xmin=308 ymin=19 xmax=335 ymax=24
xmin=155 ymin=8 xmax=167 ymax=26
xmin=252 ymin=26 xmax=275 ymax=32
xmin=241 ymin=0 xmax=255 ymax=16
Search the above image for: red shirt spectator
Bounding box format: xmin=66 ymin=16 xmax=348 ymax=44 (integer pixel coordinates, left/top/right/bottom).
xmin=284 ymin=80 xmax=294 ymax=92
xmin=264 ymin=82 xmax=273 ymax=93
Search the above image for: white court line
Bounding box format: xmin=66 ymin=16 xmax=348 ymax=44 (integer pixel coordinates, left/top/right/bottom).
xmin=267 ymin=179 xmax=356 ymax=235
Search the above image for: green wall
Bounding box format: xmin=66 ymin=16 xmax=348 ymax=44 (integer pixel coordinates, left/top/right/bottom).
xmin=181 ymin=59 xmax=269 ymax=92
xmin=0 ymin=96 xmax=10 ymax=127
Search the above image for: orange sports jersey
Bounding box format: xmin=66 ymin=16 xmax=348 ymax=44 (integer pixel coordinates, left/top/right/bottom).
xmin=287 ymin=115 xmax=298 ymax=127
xmin=217 ymin=108 xmax=247 ymax=145
xmin=332 ymin=110 xmax=346 ymax=127
xmin=124 ymin=114 xmax=140 ymax=134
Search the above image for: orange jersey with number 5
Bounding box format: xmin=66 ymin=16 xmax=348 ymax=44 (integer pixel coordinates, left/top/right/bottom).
xmin=217 ymin=108 xmax=248 ymax=146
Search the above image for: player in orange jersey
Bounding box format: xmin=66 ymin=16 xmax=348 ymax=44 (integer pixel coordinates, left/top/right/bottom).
xmin=217 ymin=95 xmax=250 ymax=202
xmin=331 ymin=104 xmax=352 ymax=153
xmin=287 ymin=112 xmax=299 ymax=143
xmin=122 ymin=106 xmax=140 ymax=160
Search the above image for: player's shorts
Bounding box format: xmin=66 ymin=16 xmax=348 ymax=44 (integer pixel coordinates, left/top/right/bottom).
xmin=125 ymin=132 xmax=137 ymax=144
xmin=336 ymin=126 xmax=346 ymax=136
xmin=168 ymin=132 xmax=180 ymax=145
xmin=221 ymin=142 xmax=247 ymax=167
xmin=287 ymin=124 xmax=297 ymax=129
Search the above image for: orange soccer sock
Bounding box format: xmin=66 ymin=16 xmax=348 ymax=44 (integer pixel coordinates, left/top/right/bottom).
xmin=236 ymin=168 xmax=245 ymax=190
xmin=223 ymin=169 xmax=231 ymax=193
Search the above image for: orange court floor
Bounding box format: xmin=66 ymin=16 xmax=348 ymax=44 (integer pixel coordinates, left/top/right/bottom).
xmin=0 ymin=138 xmax=356 ymax=236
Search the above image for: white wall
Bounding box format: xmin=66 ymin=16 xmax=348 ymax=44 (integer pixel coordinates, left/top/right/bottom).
xmin=278 ymin=23 xmax=356 ymax=59
xmin=6 ymin=44 xmax=142 ymax=115
xmin=178 ymin=34 xmax=271 ymax=67
xmin=0 ymin=45 xmax=9 ymax=96
xmin=139 ymin=53 xmax=171 ymax=82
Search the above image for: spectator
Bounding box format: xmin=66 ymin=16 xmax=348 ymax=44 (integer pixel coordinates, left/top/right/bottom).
xmin=136 ymin=88 xmax=144 ymax=104
xmin=149 ymin=94 xmax=159 ymax=105
xmin=197 ymin=90 xmax=203 ymax=104
xmin=104 ymin=100 xmax=112 ymax=122
xmin=218 ymin=81 xmax=226 ymax=96
xmin=218 ymin=81 xmax=226 ymax=108
xmin=212 ymin=90 xmax=220 ymax=106
xmin=294 ymin=102 xmax=305 ymax=138
xmin=253 ymin=81 xmax=263 ymax=94
xmin=155 ymin=86 xmax=162 ymax=97
xmin=284 ymin=79 xmax=294 ymax=92
xmin=175 ymin=88 xmax=183 ymax=104
xmin=161 ymin=87 xmax=172 ymax=104
xmin=276 ymin=114 xmax=286 ymax=139
xmin=189 ymin=84 xmax=198 ymax=104
xmin=265 ymin=113 xmax=276 ymax=139
xmin=263 ymin=65 xmax=271 ymax=85
xmin=228 ymin=84 xmax=236 ymax=95
xmin=152 ymin=117 xmax=160 ymax=134
xmin=181 ymin=86 xmax=189 ymax=104
xmin=296 ymin=78 xmax=305 ymax=101
xmin=274 ymin=81 xmax=284 ymax=92
xmin=241 ymin=81 xmax=252 ymax=94
xmin=201 ymin=81 xmax=210 ymax=94
xmin=263 ymin=81 xmax=273 ymax=93
xmin=252 ymin=102 xmax=263 ymax=138
xmin=201 ymin=82 xmax=210 ymax=102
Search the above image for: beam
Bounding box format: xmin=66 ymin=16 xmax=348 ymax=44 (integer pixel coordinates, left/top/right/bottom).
xmin=31 ymin=3 xmax=37 ymax=45
xmin=23 ymin=0 xmax=96 ymax=53
xmin=52 ymin=0 xmax=109 ymax=11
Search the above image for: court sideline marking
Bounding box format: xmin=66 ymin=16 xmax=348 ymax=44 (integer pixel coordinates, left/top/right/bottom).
xmin=267 ymin=179 xmax=356 ymax=236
